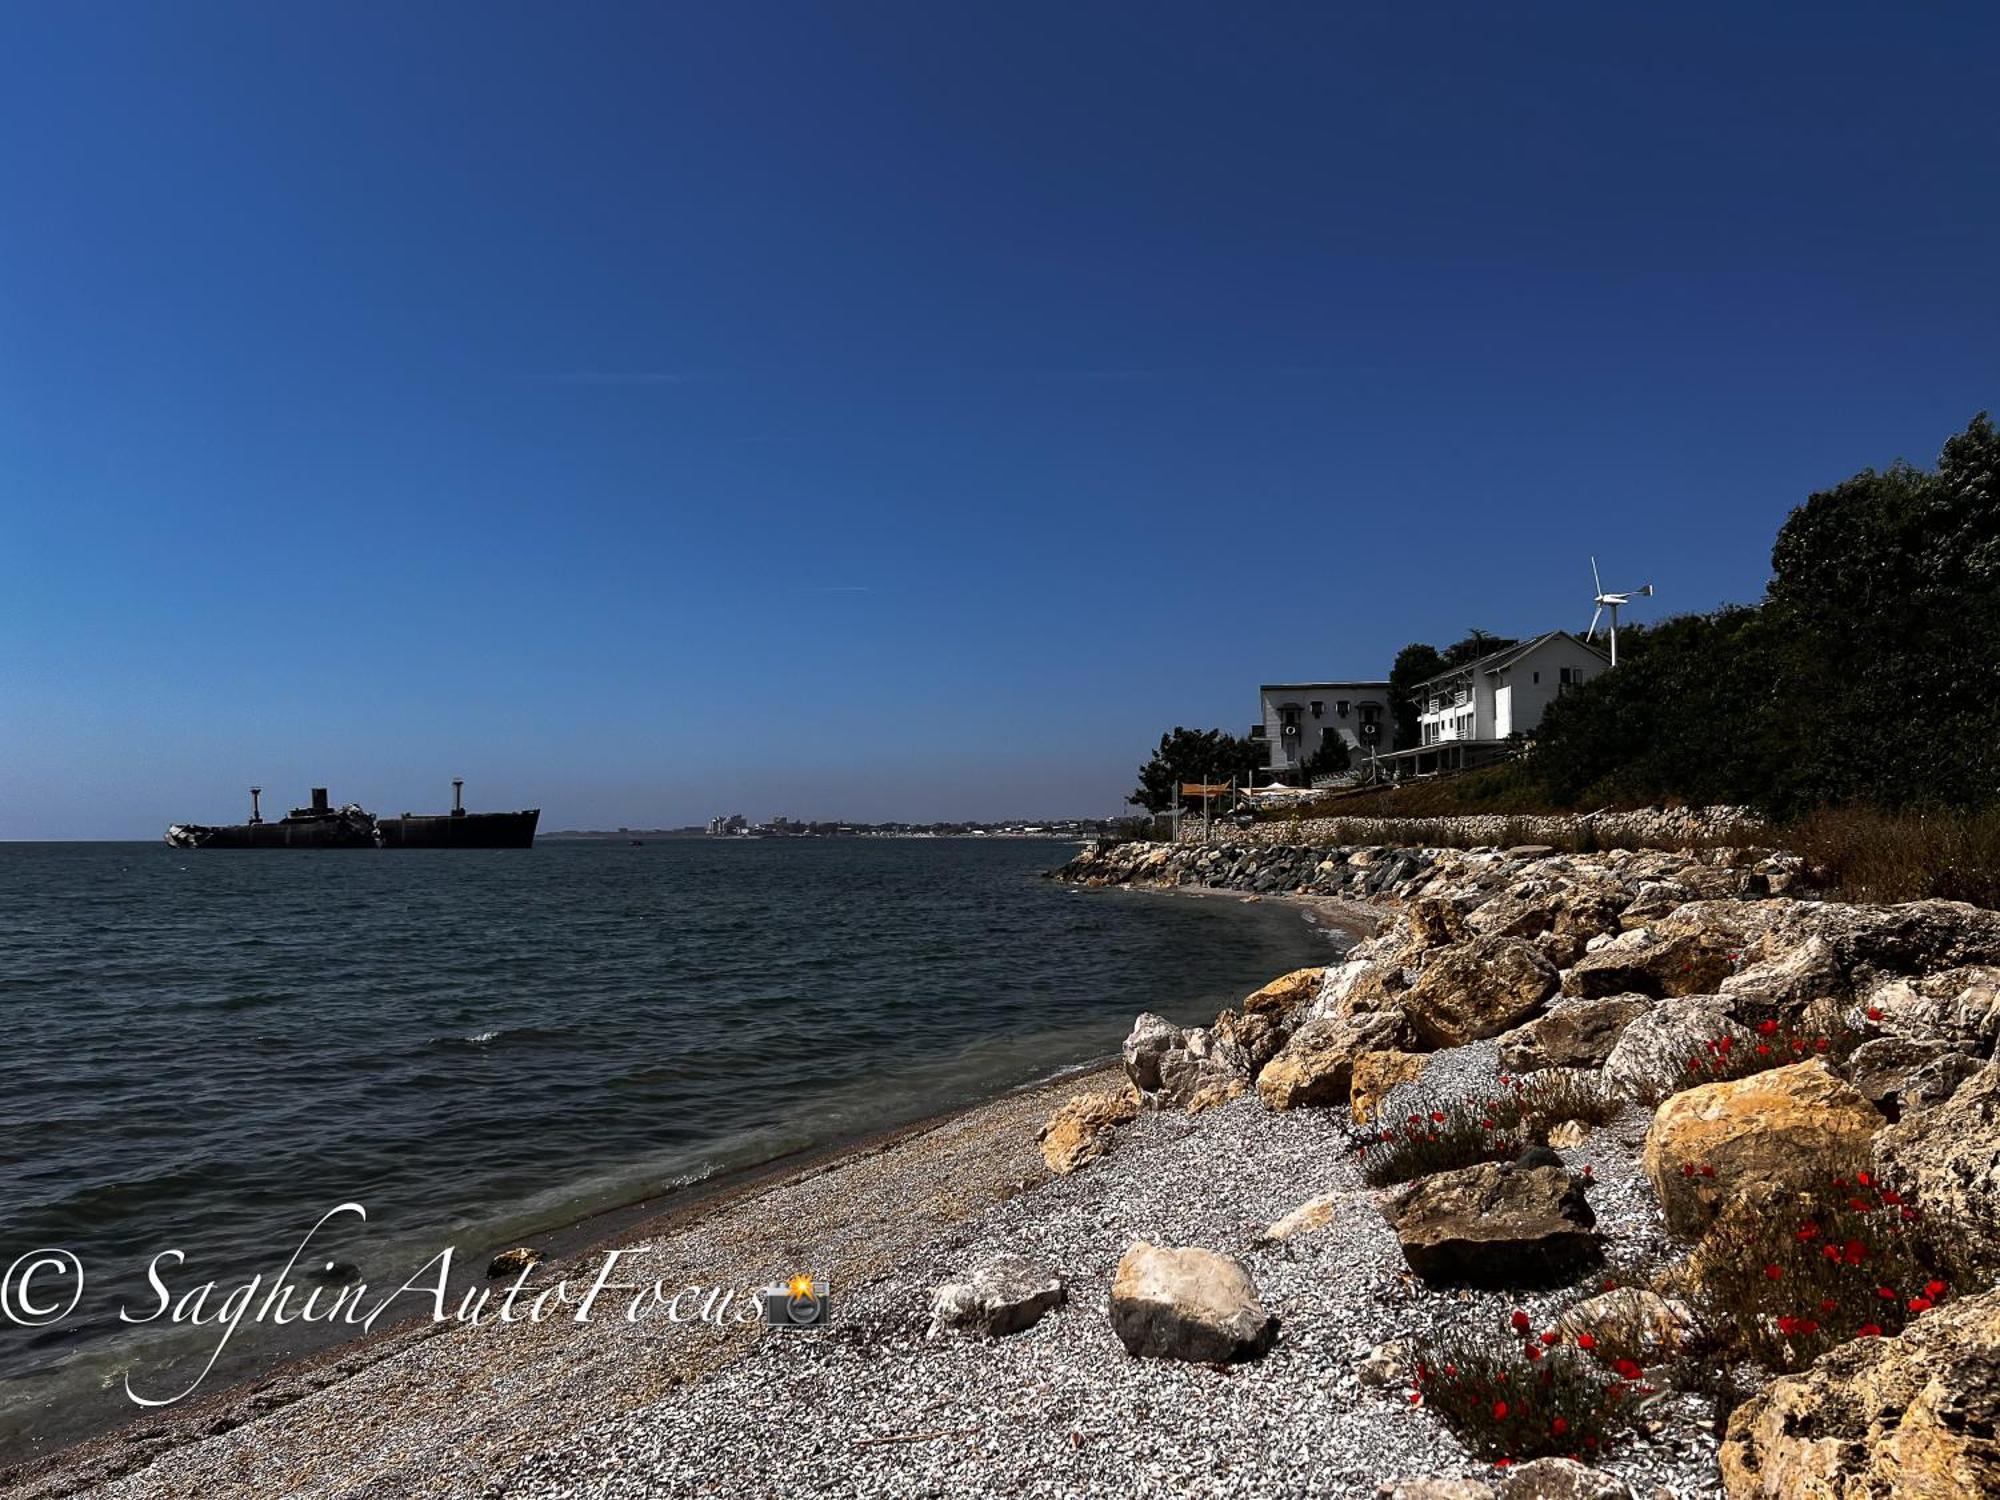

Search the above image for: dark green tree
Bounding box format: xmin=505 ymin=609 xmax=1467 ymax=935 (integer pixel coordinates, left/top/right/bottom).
xmin=1388 ymin=642 xmax=1445 ymax=750
xmin=1128 ymin=727 xmax=1266 ymax=813
xmin=1300 ymin=732 xmax=1353 ymax=780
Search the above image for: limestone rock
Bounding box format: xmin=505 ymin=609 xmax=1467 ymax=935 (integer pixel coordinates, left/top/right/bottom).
xmin=1183 ymin=1075 xmax=1248 ymax=1114
xmin=1731 ymin=900 xmax=2000 ymax=1004
xmin=1556 ymin=1286 xmax=1701 ymax=1361
xmin=1497 ymin=1460 xmax=1636 ymax=1499
xmin=1718 ymin=1286 xmax=2000 ymax=1498
xmin=1401 ymin=936 xmax=1559 ymax=1048
xmin=1210 ymin=1005 xmax=1290 ymax=1072
xmin=1241 ymin=965 xmax=1325 ymax=1018
xmin=1407 ymin=896 xmax=1470 ymax=949
xmin=928 ymin=1254 xmax=1066 ymax=1338
xmin=1643 ymin=1061 xmax=1882 ymax=1235
xmin=1109 ymin=1242 xmax=1277 ymax=1363
xmin=1122 ymin=1012 xmax=1183 ymax=1096
xmin=1257 ymin=1009 xmax=1409 ymax=1111
xmin=1155 ymin=1025 xmax=1253 ymax=1110
xmin=1356 ymin=1336 xmax=1413 ymax=1387
xmin=486 ymin=1246 xmax=542 ymax=1280
xmin=1843 ymin=1035 xmax=1981 ymax=1120
xmin=1862 ymin=965 xmax=2000 ymax=1057
xmin=1874 ymin=1055 xmax=2000 ymax=1281
xmin=1377 ymin=1482 xmax=1494 ymax=1500
xmin=1386 ymin=1162 xmax=1601 ymax=1286
xmin=1497 ymin=996 xmax=1650 ymax=1074
xmin=1466 ymin=894 xmax=1556 ymax=941
xmin=1602 ymin=995 xmax=1754 ymax=1103
xmin=1350 ymin=1049 xmax=1430 ymax=1124
xmin=1037 ymin=1086 xmax=1140 ymax=1174
xmin=1563 ymin=926 xmax=1739 ymax=1001
xmin=1257 ymin=1192 xmax=1337 ymax=1244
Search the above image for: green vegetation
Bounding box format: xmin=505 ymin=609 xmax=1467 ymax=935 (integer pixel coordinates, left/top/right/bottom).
xmin=1529 ymin=414 xmax=2000 ymax=817
xmin=1128 ymin=727 xmax=1265 ymax=814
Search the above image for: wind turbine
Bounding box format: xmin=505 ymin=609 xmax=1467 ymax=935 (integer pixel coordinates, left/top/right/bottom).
xmin=1587 ymin=557 xmax=1653 ymax=666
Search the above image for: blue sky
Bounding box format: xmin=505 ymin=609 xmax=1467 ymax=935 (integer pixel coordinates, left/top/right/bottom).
xmin=4 ymin=3 xmax=1997 ymax=837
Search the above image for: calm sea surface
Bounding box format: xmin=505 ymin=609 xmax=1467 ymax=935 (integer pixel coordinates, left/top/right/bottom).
xmin=0 ymin=838 xmax=1334 ymax=1460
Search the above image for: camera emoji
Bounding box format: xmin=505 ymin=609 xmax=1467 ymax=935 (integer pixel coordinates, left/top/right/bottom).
xmin=758 ymin=1273 xmax=830 ymax=1328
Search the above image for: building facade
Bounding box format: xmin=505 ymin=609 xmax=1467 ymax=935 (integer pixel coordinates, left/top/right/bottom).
xmin=1257 ymin=681 xmax=1391 ymax=779
xmin=1411 ymin=630 xmax=1610 ymax=746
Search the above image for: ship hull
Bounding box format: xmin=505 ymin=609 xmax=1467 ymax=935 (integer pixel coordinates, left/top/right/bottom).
xmin=376 ymin=810 xmax=540 ymax=849
xmin=165 ymin=818 xmax=379 ymax=850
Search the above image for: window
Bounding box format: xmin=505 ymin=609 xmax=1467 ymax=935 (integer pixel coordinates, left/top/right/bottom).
xmin=1532 ymin=671 xmax=1540 ymax=684
xmin=1309 ymin=700 xmax=1324 ymax=718
xmin=1336 ymin=699 xmax=1350 ymax=716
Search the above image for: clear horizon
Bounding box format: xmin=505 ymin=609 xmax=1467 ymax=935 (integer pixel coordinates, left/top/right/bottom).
xmin=6 ymin=4 xmax=1998 ymax=838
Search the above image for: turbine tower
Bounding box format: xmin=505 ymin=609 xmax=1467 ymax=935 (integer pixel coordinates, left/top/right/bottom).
xmin=1587 ymin=557 xmax=1654 ymax=666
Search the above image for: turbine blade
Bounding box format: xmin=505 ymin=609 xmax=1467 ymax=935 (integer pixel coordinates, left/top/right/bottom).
xmin=1587 ymin=605 xmax=1602 ymax=640
xmin=1591 ymin=555 xmax=1603 ymax=594
xmin=1640 ymin=583 xmax=1654 ymax=596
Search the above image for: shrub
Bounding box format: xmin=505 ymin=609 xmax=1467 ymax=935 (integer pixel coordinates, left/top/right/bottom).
xmin=1410 ymin=1315 xmax=1637 ymax=1461
xmin=1357 ymin=1073 xmax=1617 ymax=1187
xmin=1678 ymin=1015 xmax=1865 ymax=1091
xmin=1689 ymin=1164 xmax=1954 ymax=1372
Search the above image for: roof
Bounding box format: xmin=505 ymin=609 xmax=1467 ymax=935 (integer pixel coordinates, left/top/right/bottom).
xmin=1259 ymin=680 xmax=1389 ymax=693
xmin=1407 ymin=631 xmax=1609 ymax=696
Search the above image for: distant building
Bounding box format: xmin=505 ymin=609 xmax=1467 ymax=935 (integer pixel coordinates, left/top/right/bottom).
xmin=1383 ymin=630 xmax=1609 ymax=777
xmin=1256 ymin=681 xmax=1391 ymax=781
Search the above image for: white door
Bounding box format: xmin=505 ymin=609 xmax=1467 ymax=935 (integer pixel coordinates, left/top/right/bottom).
xmin=1494 ymin=684 xmax=1512 ymax=739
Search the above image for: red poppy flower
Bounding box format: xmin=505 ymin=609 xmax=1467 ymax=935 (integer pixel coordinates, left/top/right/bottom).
xmin=1764 ymin=1264 xmax=1784 ymax=1280
xmin=1843 ymin=1239 xmax=1867 ymax=1264
xmin=1925 ymin=1280 xmax=1948 ymax=1298
xmin=1757 ymin=1018 xmax=1778 ymax=1035
xmin=1430 ymin=1111 xmax=1446 ymax=1124
xmin=1699 ymin=1164 xmax=1715 ymax=1178
xmin=1524 ymin=1343 xmax=1542 ymax=1361
xmin=1796 ymin=1223 xmax=1820 ymax=1241
xmin=1551 ymin=1416 xmax=1568 ymax=1437
xmin=1909 ymin=1297 xmax=1934 ymax=1314
xmin=1541 ymin=1330 xmax=1559 ymax=1346
xmin=1866 ymin=1006 xmax=1884 ymax=1021
xmin=1614 ymin=1358 xmax=1643 ymax=1379
xmin=1492 ymin=1401 xmax=1509 ymax=1420
xmin=1511 ymin=1310 xmax=1531 ymax=1333
xmin=1858 ymin=1323 xmax=1882 ymax=1337
xmin=1576 ymin=1333 xmax=1596 ymax=1350
xmin=1814 ymin=1037 xmax=1830 ymax=1051
xmin=1877 ymin=1286 xmax=1898 ymax=1300
xmin=1819 ymin=1298 xmax=1837 ymax=1314
xmin=1755 ymin=1044 xmax=1772 ymax=1056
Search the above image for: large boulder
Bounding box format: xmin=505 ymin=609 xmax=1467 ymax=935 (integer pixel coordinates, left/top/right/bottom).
xmin=1643 ymin=1061 xmax=1883 ymax=1235
xmin=1843 ymin=1035 xmax=1981 ymax=1121
xmin=1497 ymin=996 xmax=1650 ymax=1074
xmin=1718 ymin=1286 xmax=2000 ymax=1498
xmin=1466 ymin=893 xmax=1556 ymax=941
xmin=1862 ymin=966 xmax=2000 ymax=1057
xmin=1257 ymin=1010 xmax=1409 ymax=1110
xmin=1241 ymin=965 xmax=1325 ymax=1019
xmin=1350 ymin=1049 xmax=1430 ymax=1124
xmin=1727 ymin=901 xmax=2000 ymax=1005
xmin=928 ymin=1254 xmax=1066 ymax=1338
xmin=1401 ymin=936 xmax=1558 ymax=1048
xmin=1563 ymin=926 xmax=1740 ymax=1001
xmin=1385 ymin=1161 xmax=1601 ymax=1286
xmin=1037 ymin=1086 xmax=1140 ymax=1174
xmin=1602 ymin=995 xmax=1754 ymax=1103
xmin=1122 ymin=1012 xmax=1183 ymax=1096
xmin=1406 ymin=896 xmax=1470 ymax=950
xmin=1155 ymin=1025 xmax=1253 ymax=1110
xmin=1109 ymin=1242 xmax=1278 ymax=1363
xmin=1874 ymin=1055 xmax=2000 ymax=1281
xmin=1209 ymin=1005 xmax=1289 ymax=1073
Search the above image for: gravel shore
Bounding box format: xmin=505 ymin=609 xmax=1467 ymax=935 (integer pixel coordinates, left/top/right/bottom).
xmin=15 ymin=1029 xmax=1725 ymax=1499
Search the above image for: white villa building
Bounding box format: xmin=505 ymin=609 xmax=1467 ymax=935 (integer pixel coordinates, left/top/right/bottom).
xmin=1386 ymin=630 xmax=1609 ymax=775
xmin=1255 ymin=681 xmax=1391 ymax=780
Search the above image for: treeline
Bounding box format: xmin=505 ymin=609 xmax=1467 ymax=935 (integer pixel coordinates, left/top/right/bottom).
xmin=1528 ymin=414 xmax=2000 ymax=817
